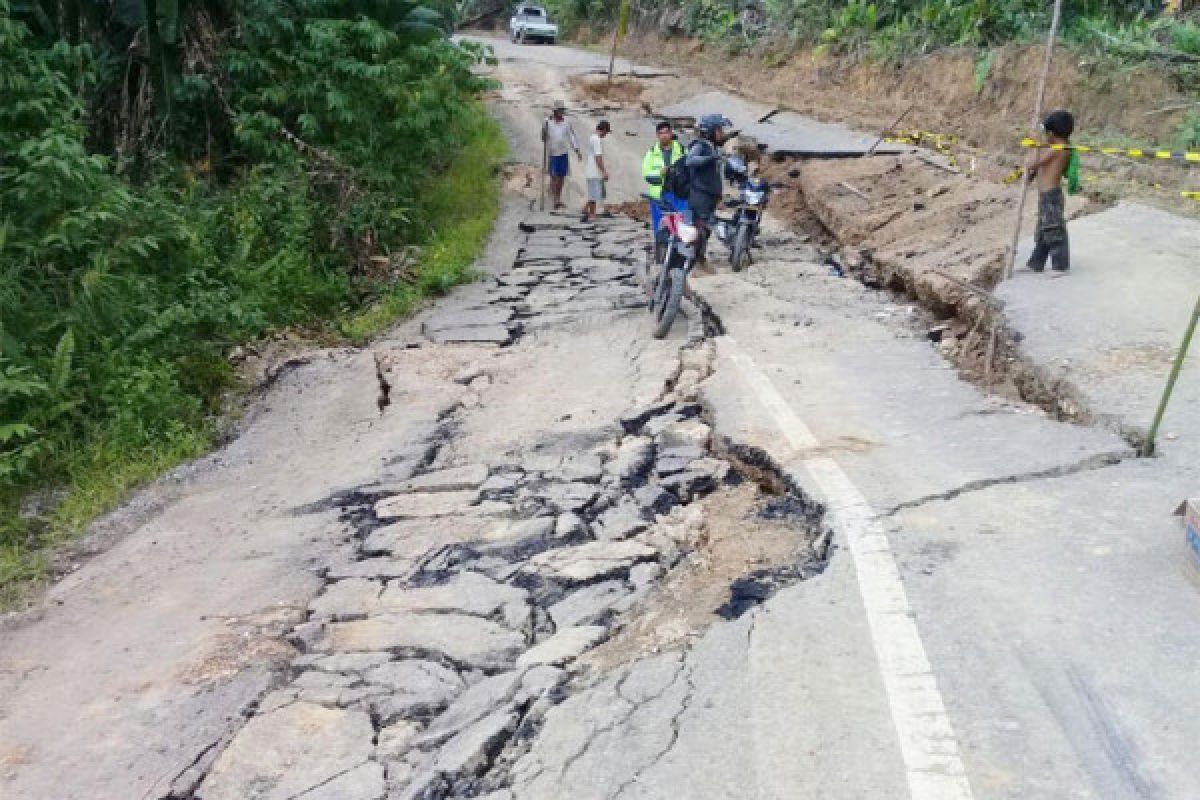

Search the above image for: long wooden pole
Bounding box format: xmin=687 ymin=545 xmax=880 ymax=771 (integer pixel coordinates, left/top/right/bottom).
xmin=607 ymin=25 xmax=619 ymax=85
xmin=867 ymin=104 xmax=914 ymax=156
xmin=1142 ymin=295 xmax=1200 ymax=456
xmin=609 ymin=0 xmax=630 ymax=85
xmin=1005 ymin=0 xmax=1065 ymax=279
xmin=539 ymin=121 xmax=547 ymax=212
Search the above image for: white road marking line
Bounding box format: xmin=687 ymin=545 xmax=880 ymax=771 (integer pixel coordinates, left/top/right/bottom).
xmin=724 ymin=337 xmax=975 ymax=800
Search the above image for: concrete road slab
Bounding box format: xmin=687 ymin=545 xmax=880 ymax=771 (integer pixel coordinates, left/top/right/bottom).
xmin=892 ymin=457 xmax=1200 ymax=799
xmin=632 ymin=558 xmax=910 ymax=799
xmin=0 ymin=348 xmax=465 ymax=800
xmin=1002 ymin=202 xmax=1200 ymax=455
xmin=657 ymin=90 xmax=905 ymax=156
xmin=510 ymin=558 xmax=911 ymax=799
xmin=696 ymin=271 xmax=1132 ymax=514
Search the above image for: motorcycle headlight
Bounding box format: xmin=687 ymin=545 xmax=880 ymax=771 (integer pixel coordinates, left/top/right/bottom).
xmin=743 ymin=190 xmax=766 ymax=205
xmin=678 ymin=224 xmax=700 ymax=244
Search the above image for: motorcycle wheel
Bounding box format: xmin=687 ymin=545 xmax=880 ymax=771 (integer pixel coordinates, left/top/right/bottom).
xmin=646 ymin=236 xmax=668 ymax=311
xmin=650 ymin=254 xmax=668 ymax=314
xmin=652 ymin=259 xmax=686 ymax=339
xmin=641 ymin=248 xmax=657 ymax=308
xmin=730 ymin=223 xmax=752 ymax=272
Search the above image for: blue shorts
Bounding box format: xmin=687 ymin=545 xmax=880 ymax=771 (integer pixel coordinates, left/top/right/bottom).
xmin=650 ymin=191 xmax=689 ymax=233
xmin=548 ymin=154 xmax=569 ymax=178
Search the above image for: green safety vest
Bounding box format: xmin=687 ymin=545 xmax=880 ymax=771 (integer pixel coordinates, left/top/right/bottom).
xmin=642 ymin=140 xmax=685 ymax=200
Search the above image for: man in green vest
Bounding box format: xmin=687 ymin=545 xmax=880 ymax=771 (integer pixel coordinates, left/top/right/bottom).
xmin=642 ymin=120 xmax=688 ymax=236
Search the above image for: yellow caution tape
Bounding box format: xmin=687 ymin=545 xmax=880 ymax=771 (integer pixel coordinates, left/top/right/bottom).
xmin=885 ymin=129 xmax=1198 ymax=200
xmin=1021 ymin=137 xmax=1200 ymax=163
xmin=885 ymin=130 xmax=959 ymax=167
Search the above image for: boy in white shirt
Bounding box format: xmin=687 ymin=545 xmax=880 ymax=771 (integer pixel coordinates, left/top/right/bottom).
xmin=582 ymin=120 xmax=611 ymax=222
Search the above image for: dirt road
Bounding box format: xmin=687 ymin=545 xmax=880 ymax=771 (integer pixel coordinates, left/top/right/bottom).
xmin=2 ymin=36 xmax=1199 ymax=800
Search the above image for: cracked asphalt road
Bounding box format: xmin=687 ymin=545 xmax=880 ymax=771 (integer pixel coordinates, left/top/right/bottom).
xmin=2 ymin=34 xmax=1199 ymax=800
xmin=482 ymin=35 xmax=1200 ymax=800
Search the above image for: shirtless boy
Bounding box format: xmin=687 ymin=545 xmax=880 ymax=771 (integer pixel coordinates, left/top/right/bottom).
xmin=1026 ymin=110 xmax=1075 ymax=273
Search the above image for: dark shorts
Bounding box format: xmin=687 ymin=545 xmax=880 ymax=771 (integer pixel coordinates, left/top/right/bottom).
xmin=686 ymin=191 xmax=718 ymax=225
xmin=548 ymin=154 xmax=569 ymax=178
xmin=1036 ymin=187 xmax=1067 ymax=245
xmin=1028 ymin=187 xmax=1070 ymax=272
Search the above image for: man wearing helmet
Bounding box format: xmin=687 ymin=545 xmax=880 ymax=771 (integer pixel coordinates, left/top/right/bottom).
xmin=686 ymin=113 xmax=733 ymax=262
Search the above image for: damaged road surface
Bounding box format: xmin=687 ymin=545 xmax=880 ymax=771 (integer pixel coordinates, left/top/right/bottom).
xmin=190 ymin=215 xmax=829 ymax=799
xmin=5 ymin=33 xmax=1200 ymax=800
xmin=0 ymin=207 xmax=825 ymax=800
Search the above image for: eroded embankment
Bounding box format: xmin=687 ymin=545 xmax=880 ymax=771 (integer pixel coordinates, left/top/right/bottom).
xmin=771 ymin=153 xmax=1095 ymax=424
xmin=615 ymin=30 xmax=1200 ymax=217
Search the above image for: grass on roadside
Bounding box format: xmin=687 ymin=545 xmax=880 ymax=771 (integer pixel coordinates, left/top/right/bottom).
xmin=0 ymin=109 xmax=507 ymax=610
xmin=0 ymin=426 xmax=210 ymax=608
xmin=340 ymin=111 xmax=508 ymax=342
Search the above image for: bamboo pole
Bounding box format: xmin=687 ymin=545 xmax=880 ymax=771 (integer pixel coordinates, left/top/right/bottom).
xmin=1142 ymin=295 xmax=1200 ymax=456
xmin=607 ymin=24 xmax=619 ymax=84
xmin=867 ymin=104 xmax=914 ymax=156
xmin=608 ymin=0 xmax=630 ymax=85
xmin=1005 ymin=0 xmax=1065 ymax=279
xmin=539 ymin=120 xmax=547 ymax=212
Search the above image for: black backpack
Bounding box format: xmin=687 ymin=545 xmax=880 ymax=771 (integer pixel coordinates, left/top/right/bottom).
xmin=662 ymin=140 xmax=692 ymax=199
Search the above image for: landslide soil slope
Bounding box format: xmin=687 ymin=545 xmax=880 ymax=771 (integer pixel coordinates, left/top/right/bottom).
xmin=612 ymin=30 xmax=1200 ymax=216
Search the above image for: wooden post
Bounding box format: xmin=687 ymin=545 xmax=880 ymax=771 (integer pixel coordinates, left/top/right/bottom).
xmin=1142 ymin=295 xmax=1200 ymax=456
xmin=867 ymin=104 xmax=914 ymax=156
xmin=607 ymin=27 xmax=618 ymax=84
xmin=608 ymin=0 xmax=630 ymax=85
xmin=1005 ymin=0 xmax=1065 ymax=279
xmin=539 ymin=120 xmax=547 ymax=212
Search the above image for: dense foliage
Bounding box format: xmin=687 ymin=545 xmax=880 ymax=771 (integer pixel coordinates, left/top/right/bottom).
xmin=538 ymin=0 xmax=1200 ymax=73
xmin=0 ymin=0 xmax=499 ymax=597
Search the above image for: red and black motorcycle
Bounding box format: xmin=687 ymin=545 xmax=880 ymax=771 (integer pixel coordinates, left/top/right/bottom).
xmin=648 ymin=210 xmax=705 ymax=339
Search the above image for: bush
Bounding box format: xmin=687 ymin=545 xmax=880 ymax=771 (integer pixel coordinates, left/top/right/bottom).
xmin=0 ymin=0 xmax=500 ymax=603
xmin=1177 ymin=110 xmax=1200 ymax=150
xmin=562 ymin=0 xmax=1196 ymax=69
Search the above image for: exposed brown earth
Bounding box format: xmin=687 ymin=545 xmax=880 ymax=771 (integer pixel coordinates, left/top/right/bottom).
xmin=615 ymin=30 xmax=1200 ymax=216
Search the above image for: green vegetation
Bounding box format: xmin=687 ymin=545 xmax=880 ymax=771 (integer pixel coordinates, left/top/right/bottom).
xmin=1177 ymin=110 xmax=1200 ymax=150
xmin=340 ymin=111 xmax=507 ymax=341
xmin=535 ymin=0 xmax=1200 ymax=88
xmin=0 ymin=0 xmax=504 ymax=604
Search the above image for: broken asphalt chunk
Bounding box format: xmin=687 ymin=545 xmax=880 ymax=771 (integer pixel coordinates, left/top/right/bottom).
xmin=517 ymin=625 xmax=607 ymax=668
xmin=197 ymin=702 xmax=375 ymax=800
xmin=394 ymin=464 xmax=489 ymax=493
xmin=423 ymin=307 xmax=513 ymax=332
xmin=313 ymin=613 xmax=526 ymax=670
xmin=530 ymin=540 xmax=657 ymax=584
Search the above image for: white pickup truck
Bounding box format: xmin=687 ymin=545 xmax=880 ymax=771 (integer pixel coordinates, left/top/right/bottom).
xmin=509 ymin=5 xmax=558 ymax=44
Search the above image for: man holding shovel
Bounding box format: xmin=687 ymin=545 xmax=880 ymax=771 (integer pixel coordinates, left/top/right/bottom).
xmin=541 ymin=99 xmax=581 ymax=210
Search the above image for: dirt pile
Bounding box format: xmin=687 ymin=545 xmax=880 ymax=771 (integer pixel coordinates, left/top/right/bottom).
xmin=569 ymin=74 xmax=647 ymax=107
xmin=781 ymin=154 xmax=1019 ymax=314
xmin=608 ymin=199 xmax=650 ymax=222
